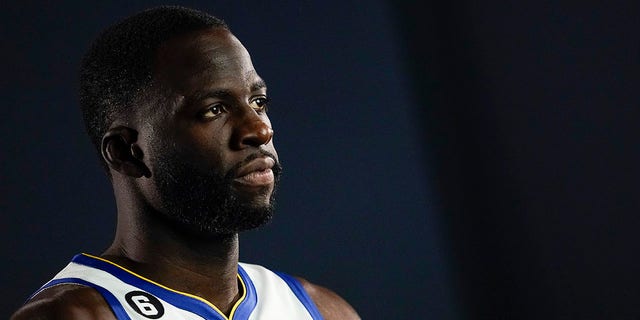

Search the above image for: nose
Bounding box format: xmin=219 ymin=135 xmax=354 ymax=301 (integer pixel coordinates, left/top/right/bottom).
xmin=230 ymin=112 xmax=274 ymax=150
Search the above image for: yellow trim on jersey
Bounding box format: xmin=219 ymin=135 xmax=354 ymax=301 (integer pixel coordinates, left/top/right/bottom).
xmin=81 ymin=253 xmax=247 ymax=320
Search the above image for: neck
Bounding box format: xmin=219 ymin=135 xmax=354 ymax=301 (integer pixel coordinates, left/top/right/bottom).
xmin=103 ymin=179 xmax=242 ymax=316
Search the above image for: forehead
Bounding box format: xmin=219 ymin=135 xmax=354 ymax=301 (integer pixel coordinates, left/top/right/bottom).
xmin=154 ymin=28 xmax=260 ymax=95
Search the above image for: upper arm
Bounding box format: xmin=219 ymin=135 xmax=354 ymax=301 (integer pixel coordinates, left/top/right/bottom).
xmin=295 ymin=277 xmax=361 ymax=320
xmin=10 ymin=284 xmax=116 ymax=320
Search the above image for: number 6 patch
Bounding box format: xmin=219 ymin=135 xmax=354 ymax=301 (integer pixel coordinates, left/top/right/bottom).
xmin=125 ymin=291 xmax=165 ymax=319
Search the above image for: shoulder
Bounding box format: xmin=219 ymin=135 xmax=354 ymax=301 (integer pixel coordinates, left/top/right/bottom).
xmin=10 ymin=284 xmax=116 ymax=320
xmin=295 ymin=276 xmax=361 ymax=320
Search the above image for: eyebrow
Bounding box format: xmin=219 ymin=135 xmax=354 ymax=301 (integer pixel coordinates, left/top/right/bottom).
xmin=250 ymin=79 xmax=267 ymax=91
xmin=192 ymin=79 xmax=268 ymax=101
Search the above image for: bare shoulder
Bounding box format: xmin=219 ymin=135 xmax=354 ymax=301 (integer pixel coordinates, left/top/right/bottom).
xmin=10 ymin=284 xmax=116 ymax=320
xmin=295 ymin=276 xmax=361 ymax=320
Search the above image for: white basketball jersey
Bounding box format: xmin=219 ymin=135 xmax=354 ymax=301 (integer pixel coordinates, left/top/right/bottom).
xmin=28 ymin=253 xmax=323 ymax=320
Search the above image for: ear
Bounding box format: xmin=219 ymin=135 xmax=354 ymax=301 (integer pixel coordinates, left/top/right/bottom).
xmin=101 ymin=126 xmax=151 ymax=178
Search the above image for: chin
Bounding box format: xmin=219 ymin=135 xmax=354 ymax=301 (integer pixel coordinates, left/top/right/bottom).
xmin=242 ymin=195 xmax=274 ymax=210
xmin=233 ymin=185 xmax=275 ymax=205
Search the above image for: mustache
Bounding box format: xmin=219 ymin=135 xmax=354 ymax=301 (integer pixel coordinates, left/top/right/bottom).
xmin=243 ymin=149 xmax=279 ymax=166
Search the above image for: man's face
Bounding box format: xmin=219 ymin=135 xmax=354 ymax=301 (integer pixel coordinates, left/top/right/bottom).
xmin=137 ymin=28 xmax=281 ymax=236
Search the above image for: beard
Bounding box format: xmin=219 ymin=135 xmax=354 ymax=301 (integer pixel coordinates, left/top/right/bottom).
xmin=150 ymin=147 xmax=282 ymax=237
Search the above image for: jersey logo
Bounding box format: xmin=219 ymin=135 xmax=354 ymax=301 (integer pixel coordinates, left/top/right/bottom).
xmin=125 ymin=291 xmax=165 ymax=319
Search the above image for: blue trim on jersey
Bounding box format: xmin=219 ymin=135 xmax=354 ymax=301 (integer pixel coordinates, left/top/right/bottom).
xmin=232 ymin=265 xmax=258 ymax=319
xmin=72 ymin=254 xmax=257 ymax=320
xmin=35 ymin=277 xmax=131 ymax=320
xmin=274 ymin=271 xmax=324 ymax=320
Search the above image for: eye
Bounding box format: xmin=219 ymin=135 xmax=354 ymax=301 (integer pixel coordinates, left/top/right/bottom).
xmin=200 ymin=104 xmax=227 ymax=119
xmin=250 ymin=97 xmax=270 ymax=113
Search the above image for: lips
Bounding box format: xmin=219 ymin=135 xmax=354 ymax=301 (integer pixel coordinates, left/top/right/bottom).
xmin=234 ymin=157 xmax=275 ymax=187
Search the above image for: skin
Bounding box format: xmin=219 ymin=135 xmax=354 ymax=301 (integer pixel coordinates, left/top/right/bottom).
xmin=12 ymin=28 xmax=360 ymax=320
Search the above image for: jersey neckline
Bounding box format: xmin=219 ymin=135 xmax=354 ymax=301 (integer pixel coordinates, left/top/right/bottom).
xmin=73 ymin=253 xmax=258 ymax=320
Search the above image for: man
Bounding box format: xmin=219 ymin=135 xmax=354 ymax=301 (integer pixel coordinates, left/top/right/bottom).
xmin=11 ymin=5 xmax=360 ymax=320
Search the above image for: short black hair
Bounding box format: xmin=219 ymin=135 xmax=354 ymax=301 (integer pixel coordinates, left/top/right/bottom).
xmin=79 ymin=5 xmax=229 ymax=173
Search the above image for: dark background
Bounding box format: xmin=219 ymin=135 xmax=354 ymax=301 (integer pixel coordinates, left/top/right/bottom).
xmin=2 ymin=1 xmax=638 ymax=319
